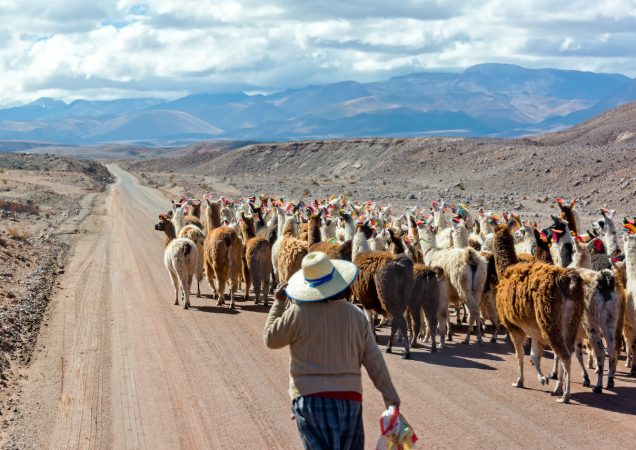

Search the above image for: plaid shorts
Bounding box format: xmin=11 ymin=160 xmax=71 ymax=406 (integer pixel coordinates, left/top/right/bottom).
xmin=291 ymin=396 xmax=364 ymax=450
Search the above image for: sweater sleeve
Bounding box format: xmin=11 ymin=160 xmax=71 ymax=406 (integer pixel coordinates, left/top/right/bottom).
xmin=263 ymin=299 xmax=299 ymax=349
xmin=361 ymin=319 xmax=400 ymax=407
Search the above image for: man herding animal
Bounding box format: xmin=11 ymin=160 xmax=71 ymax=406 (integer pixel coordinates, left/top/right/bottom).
xmin=263 ymin=251 xmax=401 ymax=450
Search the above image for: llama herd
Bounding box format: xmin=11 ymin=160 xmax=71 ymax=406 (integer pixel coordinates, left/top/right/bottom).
xmin=153 ymin=193 xmax=636 ymax=404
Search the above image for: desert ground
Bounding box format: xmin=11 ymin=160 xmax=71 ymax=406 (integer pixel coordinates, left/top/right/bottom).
xmin=1 ymin=128 xmax=635 ymax=449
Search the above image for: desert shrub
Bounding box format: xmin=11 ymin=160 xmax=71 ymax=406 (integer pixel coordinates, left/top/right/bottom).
xmin=6 ymin=225 xmax=28 ymax=241
xmin=302 ymin=188 xmax=311 ymax=196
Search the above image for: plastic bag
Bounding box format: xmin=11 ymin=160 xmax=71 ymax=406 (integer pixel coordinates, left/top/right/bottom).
xmin=376 ymin=405 xmax=418 ymax=450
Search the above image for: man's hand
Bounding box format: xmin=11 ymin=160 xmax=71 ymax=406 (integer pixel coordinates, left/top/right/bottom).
xmin=273 ymin=282 xmax=288 ymax=302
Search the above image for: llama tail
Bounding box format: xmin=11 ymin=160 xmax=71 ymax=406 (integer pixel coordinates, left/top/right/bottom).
xmin=466 ymin=249 xmax=480 ymax=292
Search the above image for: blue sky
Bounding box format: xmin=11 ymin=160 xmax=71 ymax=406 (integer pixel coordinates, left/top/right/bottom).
xmin=1 ymin=0 xmax=636 ymax=105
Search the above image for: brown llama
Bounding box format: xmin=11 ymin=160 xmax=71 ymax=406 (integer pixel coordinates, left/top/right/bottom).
xmin=494 ymin=224 xmax=584 ymax=403
xmin=204 ymin=199 xmax=243 ymax=309
xmin=240 ymin=213 xmax=273 ymax=306
xmin=276 ymin=214 xmax=309 ymax=283
xmin=352 ymin=251 xmax=415 ymax=358
xmin=410 ymin=264 xmax=448 ymax=352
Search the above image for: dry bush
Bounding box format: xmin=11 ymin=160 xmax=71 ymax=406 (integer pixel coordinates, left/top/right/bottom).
xmin=310 ymin=179 xmax=320 ymax=186
xmin=302 ymin=188 xmax=311 ymax=196
xmin=6 ymin=225 xmax=28 ymax=241
xmin=200 ymin=183 xmax=209 ymax=190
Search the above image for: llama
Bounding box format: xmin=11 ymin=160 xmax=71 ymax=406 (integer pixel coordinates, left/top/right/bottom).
xmin=276 ymin=214 xmax=309 ymax=284
xmin=493 ymin=223 xmax=584 ymax=403
xmin=549 ymin=215 xmax=575 ymax=268
xmin=309 ymin=211 xmax=356 ymax=260
xmin=592 ymin=209 xmax=621 ymax=256
xmin=570 ymin=268 xmax=619 ymax=392
xmin=240 ymin=213 xmax=273 ymax=306
xmin=411 ymin=264 xmax=449 ymax=352
xmin=270 ymin=205 xmax=287 ymax=283
xmin=177 ymin=224 xmax=205 ymax=298
xmin=557 ymin=198 xmax=581 ymax=236
xmin=352 ymin=250 xmax=415 ymax=358
xmin=479 ymin=251 xmax=502 ymax=342
xmin=320 ymin=217 xmax=337 ymax=241
xmin=623 ymin=233 xmax=636 ymax=374
xmin=154 ymin=214 xmax=198 ymax=309
xmin=204 ymin=199 xmax=243 ymax=309
xmin=418 ymin=221 xmax=487 ymax=345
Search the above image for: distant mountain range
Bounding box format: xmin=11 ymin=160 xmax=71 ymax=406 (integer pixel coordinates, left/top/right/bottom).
xmin=1 ymin=63 xmax=635 ymax=146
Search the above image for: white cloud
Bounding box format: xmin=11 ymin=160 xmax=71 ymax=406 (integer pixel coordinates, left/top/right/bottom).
xmin=0 ymin=0 xmax=635 ymax=106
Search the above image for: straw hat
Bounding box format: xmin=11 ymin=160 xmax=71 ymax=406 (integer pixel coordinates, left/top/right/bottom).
xmin=285 ymin=252 xmax=358 ymax=302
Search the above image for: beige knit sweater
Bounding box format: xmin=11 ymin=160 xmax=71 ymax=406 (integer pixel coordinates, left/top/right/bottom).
xmin=263 ymin=298 xmax=400 ymax=407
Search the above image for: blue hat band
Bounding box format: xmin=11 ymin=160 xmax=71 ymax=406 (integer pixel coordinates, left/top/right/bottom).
xmin=304 ymin=268 xmax=336 ymax=288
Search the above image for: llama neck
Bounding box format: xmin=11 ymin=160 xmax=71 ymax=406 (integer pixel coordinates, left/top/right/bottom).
xmin=191 ymin=203 xmax=201 ymax=219
xmin=556 ymin=232 xmax=574 ymax=268
xmin=418 ymin=229 xmax=437 ymax=254
xmin=308 ymin=217 xmax=322 ymax=247
xmin=343 ymin=216 xmax=355 ymax=241
xmin=573 ymin=245 xmax=592 ymax=269
xmin=624 ymin=238 xmax=636 ymax=281
xmin=282 ymin=217 xmax=296 ymax=237
xmin=241 ymin=221 xmax=256 ymax=241
xmin=276 ymin=208 xmax=286 ymax=237
xmin=452 ymin=226 xmax=469 ymax=249
xmin=389 ymin=236 xmax=405 ymax=255
xmin=434 ymin=211 xmax=446 ymax=230
xmin=493 ymin=227 xmax=519 ymax=279
xmin=206 ymin=205 xmax=222 ymax=232
xmin=173 ymin=211 xmax=185 ymax=235
xmin=352 ymin=229 xmax=370 ymax=261
xmin=604 ymin=221 xmax=619 ymax=256
xmin=320 ymin=221 xmax=335 ymax=241
xmin=162 ymin=222 xmax=177 ymax=248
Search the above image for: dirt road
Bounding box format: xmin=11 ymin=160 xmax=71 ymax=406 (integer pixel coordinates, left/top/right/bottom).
xmin=9 ymin=166 xmax=636 ymax=449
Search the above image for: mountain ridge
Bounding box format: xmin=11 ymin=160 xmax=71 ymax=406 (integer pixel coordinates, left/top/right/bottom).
xmin=0 ymin=63 xmax=634 ymax=146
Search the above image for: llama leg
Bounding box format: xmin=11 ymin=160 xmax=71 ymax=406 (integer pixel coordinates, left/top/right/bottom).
xmin=216 ymin=273 xmax=227 ymax=306
xmin=461 ymin=308 xmax=472 ymax=345
xmin=557 ymin=356 xmax=572 ymax=403
xmin=549 ymin=354 xmax=559 ymax=380
xmin=169 ymin=271 xmax=180 ymax=306
xmin=397 ymin=314 xmax=411 ymax=359
xmin=574 ymin=341 xmax=591 ymax=388
xmin=589 ymin=335 xmax=605 ymax=393
xmin=508 ymin=327 xmax=526 ymax=388
xmin=197 ymin=277 xmax=201 ymax=298
xmin=253 ymin=272 xmax=261 ymax=305
xmin=552 ymin=358 xmax=564 ymax=398
xmin=530 ymin=339 xmax=549 ymax=386
xmin=422 ymin=306 xmax=438 ymax=352
xmin=205 ymin=262 xmax=218 ymax=300
xmin=243 ymin=264 xmax=252 ymax=302
xmin=490 ymin=319 xmax=499 ymax=343
xmin=386 ymin=319 xmax=396 ymax=354
xmin=407 ymin=304 xmax=421 ymax=350
xmin=446 ymin=317 xmax=453 ymax=342
xmin=182 ymin=274 xmax=191 ymax=310
xmin=586 ymin=341 xmax=595 ymax=370
xmin=606 ymin=333 xmax=616 ymax=389
xmin=438 ymin=308 xmax=448 ymax=349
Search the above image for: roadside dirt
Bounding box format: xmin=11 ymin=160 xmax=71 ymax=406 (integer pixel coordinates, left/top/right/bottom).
xmin=0 ymin=154 xmax=112 ymax=442
xmin=4 ymin=165 xmax=635 ymax=449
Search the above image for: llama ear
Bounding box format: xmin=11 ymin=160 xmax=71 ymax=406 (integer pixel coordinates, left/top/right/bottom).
xmin=570 ymin=199 xmax=576 ymax=208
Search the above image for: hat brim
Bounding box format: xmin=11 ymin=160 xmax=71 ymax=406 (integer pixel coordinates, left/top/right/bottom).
xmin=285 ymin=259 xmax=358 ymax=302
